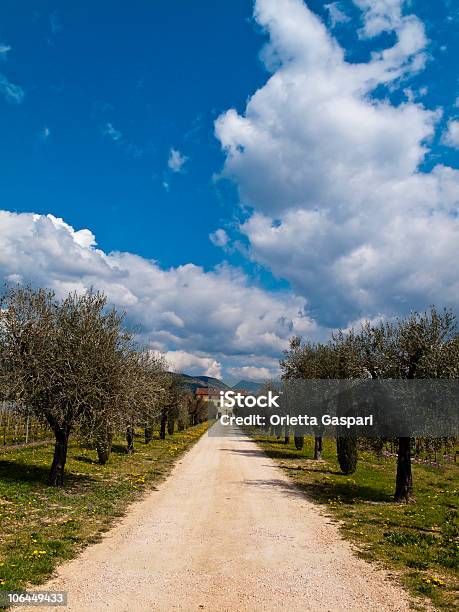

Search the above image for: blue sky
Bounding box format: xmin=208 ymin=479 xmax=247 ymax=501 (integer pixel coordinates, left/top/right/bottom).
xmin=0 ymin=0 xmax=458 ymax=381
xmin=0 ymin=0 xmax=268 ymax=269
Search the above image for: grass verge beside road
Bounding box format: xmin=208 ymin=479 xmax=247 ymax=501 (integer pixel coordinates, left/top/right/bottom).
xmin=0 ymin=422 xmax=209 ymax=593
xmin=252 ymin=433 xmax=458 ymax=611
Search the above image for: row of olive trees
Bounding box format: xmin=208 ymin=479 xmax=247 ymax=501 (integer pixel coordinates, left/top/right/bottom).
xmin=0 ymin=286 xmax=192 ymax=486
xmin=279 ymin=307 xmax=459 ymax=502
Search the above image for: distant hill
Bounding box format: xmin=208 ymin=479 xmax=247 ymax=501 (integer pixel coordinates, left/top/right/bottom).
xmin=232 ymin=380 xmax=264 ymax=393
xmin=169 ymin=373 xmax=265 ymax=395
xmin=170 ymin=372 xmax=230 ymax=395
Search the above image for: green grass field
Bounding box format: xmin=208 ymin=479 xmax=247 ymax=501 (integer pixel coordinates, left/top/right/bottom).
xmin=0 ymin=423 xmax=208 ymax=594
xmin=252 ymin=434 xmax=458 ymax=610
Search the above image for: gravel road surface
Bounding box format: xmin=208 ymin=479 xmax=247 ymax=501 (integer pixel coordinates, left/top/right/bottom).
xmin=20 ymin=424 xmax=411 ymax=611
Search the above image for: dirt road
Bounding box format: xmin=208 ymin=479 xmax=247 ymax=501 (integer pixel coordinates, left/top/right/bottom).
xmin=26 ymin=425 xmax=411 ymax=611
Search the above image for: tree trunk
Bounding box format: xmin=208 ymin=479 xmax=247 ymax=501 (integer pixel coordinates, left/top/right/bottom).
xmin=294 ymin=435 xmax=304 ymax=450
xmin=144 ymin=426 xmax=153 ymax=444
xmin=394 ymin=437 xmax=413 ymax=502
xmin=126 ymin=426 xmax=134 ymax=454
xmin=337 ymin=436 xmax=357 ymax=474
xmin=48 ymin=427 xmax=70 ymax=486
xmin=159 ymin=410 xmax=167 ymax=440
xmin=96 ymin=443 xmax=110 ymax=465
xmin=373 ymin=437 xmax=384 ymax=458
xmin=167 ymin=416 xmax=175 ymax=436
xmin=314 ymin=436 xmax=322 ymax=460
xmin=96 ymin=426 xmax=113 ymax=465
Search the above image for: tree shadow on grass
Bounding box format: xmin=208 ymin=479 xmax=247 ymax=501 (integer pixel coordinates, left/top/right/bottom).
xmin=298 ymin=480 xmax=391 ymax=504
xmin=74 ymin=454 xmax=100 ymax=465
xmin=267 ymin=456 xmax=391 ymax=503
xmin=253 ymin=437 xmax=289 ymax=446
xmin=242 ymin=476 xmax=391 ymax=504
xmin=0 ymin=459 xmax=93 ymax=487
xmin=223 ymin=443 xmax=391 ymax=504
xmin=264 ymin=449 xmax=312 ymax=461
xmin=82 ymin=442 xmax=145 ymax=456
xmin=276 ymin=461 xmax=343 ymax=475
xmin=111 ymin=444 xmax=129 ymax=455
xmin=221 ymin=447 xmax=343 ymax=469
xmin=280 ymin=465 xmax=343 ymax=476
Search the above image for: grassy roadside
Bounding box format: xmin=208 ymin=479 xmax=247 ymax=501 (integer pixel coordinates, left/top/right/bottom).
xmin=251 ymin=433 xmax=458 ymax=610
xmin=0 ymin=422 xmax=209 ymax=593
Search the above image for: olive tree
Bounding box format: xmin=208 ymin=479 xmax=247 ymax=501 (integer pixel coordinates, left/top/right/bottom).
xmin=351 ymin=309 xmax=458 ymax=501
xmin=157 ymin=374 xmax=181 ymax=440
xmin=281 ymin=308 xmax=458 ymax=499
xmin=389 ymin=308 xmax=458 ymax=501
xmin=331 ymin=331 xmax=363 ymax=474
xmin=122 ymin=350 xmax=168 ymax=451
xmin=187 ymin=394 xmax=208 ymax=427
xmin=281 ymin=335 xmax=359 ymax=465
xmin=79 ymin=337 xmax=160 ymax=463
xmin=0 ymin=286 xmax=141 ymax=484
xmin=280 ymin=339 xmax=315 ymax=449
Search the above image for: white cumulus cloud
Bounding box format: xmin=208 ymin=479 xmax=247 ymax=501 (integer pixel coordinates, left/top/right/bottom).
xmin=215 ymin=0 xmax=459 ymax=327
xmin=164 ymin=350 xmax=222 ymax=379
xmin=353 ymin=0 xmax=407 ymax=37
xmin=0 ymin=210 xmax=317 ymax=377
xmin=442 ymin=119 xmax=459 ymax=149
xmin=227 ymin=366 xmax=272 ymax=381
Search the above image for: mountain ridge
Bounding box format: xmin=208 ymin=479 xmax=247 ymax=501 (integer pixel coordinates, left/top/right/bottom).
xmin=232 ymin=379 xmax=264 ymax=392
xmin=169 ymin=372 xmax=230 ymax=394
xmin=169 ymin=373 xmax=264 ymax=394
